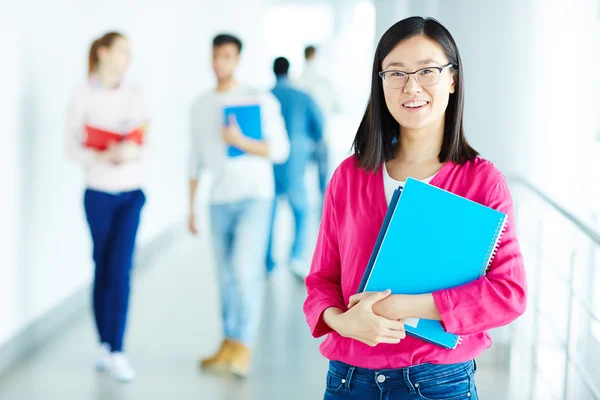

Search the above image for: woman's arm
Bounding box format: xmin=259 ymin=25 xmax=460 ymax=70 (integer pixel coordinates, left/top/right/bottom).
xmin=116 ymin=86 xmax=149 ymax=163
xmin=65 ymin=89 xmax=99 ymax=164
xmin=304 ymin=172 xmax=406 ymax=345
xmin=369 ymin=293 xmax=441 ymax=321
xmin=303 ymin=173 xmax=347 ymax=337
xmin=324 ymin=291 xmax=406 ymax=347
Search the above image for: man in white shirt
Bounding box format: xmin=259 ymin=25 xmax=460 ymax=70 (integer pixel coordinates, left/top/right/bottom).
xmin=296 ymin=45 xmax=338 ymax=199
xmin=188 ymin=34 xmax=289 ymax=378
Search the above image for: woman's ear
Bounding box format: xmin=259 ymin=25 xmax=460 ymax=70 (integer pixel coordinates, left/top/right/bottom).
xmin=449 ymin=74 xmax=456 ymax=94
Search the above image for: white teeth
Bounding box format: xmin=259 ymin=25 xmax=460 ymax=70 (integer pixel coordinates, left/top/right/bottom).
xmin=404 ymin=101 xmax=428 ymax=108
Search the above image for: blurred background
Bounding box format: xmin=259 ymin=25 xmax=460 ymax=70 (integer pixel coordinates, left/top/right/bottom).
xmin=0 ymin=0 xmax=599 ymax=399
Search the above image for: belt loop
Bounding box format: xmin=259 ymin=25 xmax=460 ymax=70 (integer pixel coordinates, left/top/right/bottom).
xmin=404 ymin=367 xmax=417 ymax=395
xmin=344 ymin=366 xmax=355 ymax=390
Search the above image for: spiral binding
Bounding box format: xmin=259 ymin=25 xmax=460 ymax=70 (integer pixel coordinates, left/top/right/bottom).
xmin=480 ymin=216 xmax=508 ymax=276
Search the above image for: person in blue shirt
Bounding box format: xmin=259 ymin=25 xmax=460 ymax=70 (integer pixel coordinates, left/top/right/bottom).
xmin=267 ymin=57 xmax=324 ymax=278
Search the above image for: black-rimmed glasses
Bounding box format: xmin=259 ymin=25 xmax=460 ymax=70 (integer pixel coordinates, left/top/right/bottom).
xmin=379 ymin=63 xmax=455 ymax=89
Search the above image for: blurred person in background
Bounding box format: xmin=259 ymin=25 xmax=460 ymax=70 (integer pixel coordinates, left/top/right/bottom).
xmin=304 ymin=17 xmax=526 ymax=399
xmin=65 ymin=31 xmax=149 ymax=383
xmin=296 ymin=45 xmax=338 ymax=201
xmin=188 ymin=34 xmax=289 ymax=377
xmin=267 ymin=56 xmax=324 ymax=279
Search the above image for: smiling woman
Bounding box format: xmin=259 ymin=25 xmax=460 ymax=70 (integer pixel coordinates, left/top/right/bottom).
xmin=303 ymin=16 xmax=527 ymax=400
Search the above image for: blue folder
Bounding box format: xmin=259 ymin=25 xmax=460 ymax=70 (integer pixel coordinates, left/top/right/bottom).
xmin=358 ymin=177 xmax=507 ymax=349
xmin=223 ymin=104 xmax=263 ymax=157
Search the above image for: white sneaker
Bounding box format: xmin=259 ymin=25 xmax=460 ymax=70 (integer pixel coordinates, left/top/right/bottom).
xmin=94 ymin=343 xmax=111 ymax=371
xmin=108 ymin=353 xmax=136 ymax=382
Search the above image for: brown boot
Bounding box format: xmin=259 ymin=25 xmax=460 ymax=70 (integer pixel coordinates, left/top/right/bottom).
xmin=227 ymin=340 xmax=252 ymax=377
xmin=199 ymin=339 xmax=232 ymax=373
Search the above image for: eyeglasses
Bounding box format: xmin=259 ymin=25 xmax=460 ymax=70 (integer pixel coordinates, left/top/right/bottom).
xmin=378 ymin=63 xmax=455 ymax=89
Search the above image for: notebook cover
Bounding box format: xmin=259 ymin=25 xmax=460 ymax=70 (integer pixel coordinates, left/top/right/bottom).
xmin=84 ymin=125 xmax=145 ymax=150
xmin=361 ymin=177 xmax=507 ymax=349
xmin=357 ymin=187 xmax=402 ymax=293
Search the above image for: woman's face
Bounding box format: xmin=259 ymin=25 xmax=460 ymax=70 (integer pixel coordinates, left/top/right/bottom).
xmin=381 ymin=35 xmax=455 ymax=132
xmin=98 ymin=37 xmax=131 ymax=77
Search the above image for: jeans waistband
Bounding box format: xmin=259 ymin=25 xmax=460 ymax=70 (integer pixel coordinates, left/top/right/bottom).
xmin=328 ymin=359 xmax=475 ymax=386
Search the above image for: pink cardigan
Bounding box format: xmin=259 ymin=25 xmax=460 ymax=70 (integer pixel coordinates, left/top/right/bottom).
xmin=303 ymin=155 xmax=527 ymax=369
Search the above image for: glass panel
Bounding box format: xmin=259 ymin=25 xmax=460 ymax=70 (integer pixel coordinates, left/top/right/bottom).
xmin=566 ymin=364 xmax=598 ymax=400
xmin=532 ymin=369 xmax=560 ymax=400
xmin=535 ymin=317 xmax=567 ymax=396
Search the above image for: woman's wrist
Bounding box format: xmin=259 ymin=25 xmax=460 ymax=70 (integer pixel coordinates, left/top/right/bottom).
xmin=375 ymin=294 xmax=441 ymax=321
xmin=373 ymin=294 xmax=410 ymax=319
xmin=94 ymin=150 xmax=112 ymax=163
xmin=322 ymin=307 xmax=344 ymax=332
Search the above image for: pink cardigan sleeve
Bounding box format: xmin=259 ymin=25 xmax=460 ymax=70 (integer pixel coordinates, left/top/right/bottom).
xmin=432 ymin=177 xmax=527 ymax=335
xmin=303 ymin=175 xmax=347 ymax=338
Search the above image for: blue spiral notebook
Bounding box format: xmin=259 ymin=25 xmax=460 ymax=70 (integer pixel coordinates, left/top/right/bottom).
xmin=357 ymin=177 xmax=507 ymax=349
xmin=223 ymin=104 xmax=263 ymax=157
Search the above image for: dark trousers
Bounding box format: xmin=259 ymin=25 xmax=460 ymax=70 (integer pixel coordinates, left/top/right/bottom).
xmin=84 ymin=189 xmax=145 ymax=352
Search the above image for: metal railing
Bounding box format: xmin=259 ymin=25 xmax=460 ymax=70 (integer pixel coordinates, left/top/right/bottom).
xmin=510 ymin=176 xmax=600 ymax=400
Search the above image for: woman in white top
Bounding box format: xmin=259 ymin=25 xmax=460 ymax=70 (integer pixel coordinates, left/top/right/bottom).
xmin=65 ymin=31 xmax=148 ymax=382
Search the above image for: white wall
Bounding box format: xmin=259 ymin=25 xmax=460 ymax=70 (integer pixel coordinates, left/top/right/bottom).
xmin=0 ymin=0 xmax=267 ymax=348
xmin=374 ymin=0 xmax=598 ymax=219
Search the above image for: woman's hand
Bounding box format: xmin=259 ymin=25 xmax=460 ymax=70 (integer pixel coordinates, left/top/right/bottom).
xmin=95 ymin=140 xmax=141 ymax=164
xmin=324 ymin=290 xmax=406 ymax=347
xmin=349 ymin=292 xmax=407 ymax=320
xmin=349 ymin=292 xmax=442 ymax=322
xmin=114 ymin=140 xmax=142 ymax=162
xmin=95 ymin=141 xmax=120 ymax=164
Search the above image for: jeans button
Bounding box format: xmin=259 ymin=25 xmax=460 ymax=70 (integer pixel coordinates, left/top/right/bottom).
xmin=377 ymin=375 xmax=386 ymax=383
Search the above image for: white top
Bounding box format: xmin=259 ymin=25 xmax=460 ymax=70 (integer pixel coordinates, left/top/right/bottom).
xmin=65 ymin=80 xmax=149 ymax=193
xmin=189 ymin=84 xmax=289 ymax=204
xmin=295 ymin=64 xmax=338 ymax=115
xmin=383 ymin=162 xmax=436 ymax=205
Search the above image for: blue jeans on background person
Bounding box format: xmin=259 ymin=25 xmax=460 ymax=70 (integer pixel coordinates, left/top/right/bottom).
xmin=84 ymin=189 xmax=145 ymax=353
xmin=323 ymin=360 xmax=478 ymax=400
xmin=314 ymin=139 xmax=329 ymax=199
xmin=266 ymin=138 xmax=311 ymax=273
xmin=210 ymin=199 xmax=272 ymax=346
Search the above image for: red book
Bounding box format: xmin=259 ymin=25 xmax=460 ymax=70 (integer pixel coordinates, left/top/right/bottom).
xmin=84 ymin=125 xmax=145 ymax=150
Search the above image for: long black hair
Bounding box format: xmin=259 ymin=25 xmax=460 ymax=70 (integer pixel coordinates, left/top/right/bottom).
xmin=353 ymin=16 xmax=478 ymax=171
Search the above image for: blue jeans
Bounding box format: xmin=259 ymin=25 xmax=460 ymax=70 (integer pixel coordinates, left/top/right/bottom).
xmin=84 ymin=189 xmax=145 ymax=352
xmin=210 ymin=199 xmax=272 ymax=346
xmin=323 ymin=360 xmax=478 ymax=400
xmin=266 ymin=139 xmax=310 ymax=272
xmin=312 ymin=139 xmax=329 ymax=198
